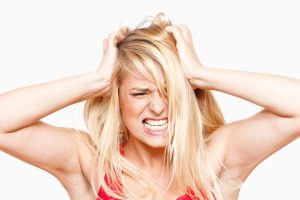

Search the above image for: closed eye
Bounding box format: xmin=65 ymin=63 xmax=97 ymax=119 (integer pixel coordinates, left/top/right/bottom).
xmin=131 ymin=93 xmax=146 ymax=96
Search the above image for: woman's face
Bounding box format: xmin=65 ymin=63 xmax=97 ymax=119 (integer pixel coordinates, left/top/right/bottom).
xmin=119 ymin=70 xmax=168 ymax=148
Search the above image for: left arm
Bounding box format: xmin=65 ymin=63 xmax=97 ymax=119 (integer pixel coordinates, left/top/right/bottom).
xmin=166 ymin=25 xmax=300 ymax=180
xmin=191 ymin=66 xmax=300 ymax=178
xmin=191 ymin=67 xmax=300 ymax=119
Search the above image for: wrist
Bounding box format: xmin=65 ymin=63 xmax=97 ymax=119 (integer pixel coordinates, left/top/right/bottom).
xmin=86 ymin=71 xmax=111 ymax=98
xmin=189 ymin=66 xmax=212 ymax=90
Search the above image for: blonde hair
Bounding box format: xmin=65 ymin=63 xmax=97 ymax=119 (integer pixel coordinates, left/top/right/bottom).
xmin=84 ymin=13 xmax=225 ymax=200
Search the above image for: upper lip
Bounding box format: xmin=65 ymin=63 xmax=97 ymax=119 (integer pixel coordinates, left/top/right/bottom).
xmin=142 ymin=117 xmax=168 ymax=122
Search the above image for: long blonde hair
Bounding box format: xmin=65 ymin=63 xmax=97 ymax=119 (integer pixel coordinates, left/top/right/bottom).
xmin=84 ymin=13 xmax=225 ymax=200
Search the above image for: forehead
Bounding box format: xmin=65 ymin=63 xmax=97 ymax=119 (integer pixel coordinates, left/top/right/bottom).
xmin=119 ymin=60 xmax=166 ymax=91
xmin=120 ymin=72 xmax=156 ymax=89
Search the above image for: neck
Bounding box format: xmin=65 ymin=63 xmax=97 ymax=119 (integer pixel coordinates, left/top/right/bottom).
xmin=123 ymin=138 xmax=175 ymax=189
xmin=124 ymin=137 xmax=169 ymax=172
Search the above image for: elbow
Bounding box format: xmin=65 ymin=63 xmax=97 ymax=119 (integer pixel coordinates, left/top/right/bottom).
xmin=0 ymin=132 xmax=4 ymax=152
xmin=0 ymin=119 xmax=6 ymax=134
xmin=0 ymin=122 xmax=13 ymax=134
xmin=296 ymin=128 xmax=300 ymax=139
xmin=294 ymin=117 xmax=300 ymax=138
xmin=0 ymin=121 xmax=9 ymax=134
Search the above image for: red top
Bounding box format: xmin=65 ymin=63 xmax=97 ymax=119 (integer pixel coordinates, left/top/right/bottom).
xmin=97 ymin=187 xmax=197 ymax=200
xmin=96 ymin=144 xmax=202 ymax=200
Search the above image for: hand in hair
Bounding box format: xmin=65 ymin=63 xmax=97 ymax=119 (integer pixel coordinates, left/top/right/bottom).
xmin=165 ymin=25 xmax=205 ymax=89
xmin=96 ymin=31 xmax=124 ymax=97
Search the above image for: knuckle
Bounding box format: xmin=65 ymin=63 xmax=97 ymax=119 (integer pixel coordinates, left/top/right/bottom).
xmin=106 ymin=33 xmax=115 ymax=41
xmin=103 ymin=39 xmax=108 ymax=46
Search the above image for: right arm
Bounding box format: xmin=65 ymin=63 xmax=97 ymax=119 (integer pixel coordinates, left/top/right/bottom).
xmin=0 ymin=72 xmax=109 ymax=133
xmin=0 ymin=31 xmax=122 ymax=178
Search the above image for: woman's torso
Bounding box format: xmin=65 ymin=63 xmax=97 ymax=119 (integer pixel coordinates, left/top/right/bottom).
xmin=58 ymin=130 xmax=242 ymax=200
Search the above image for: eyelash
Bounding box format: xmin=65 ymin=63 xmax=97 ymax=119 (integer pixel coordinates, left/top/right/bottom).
xmin=132 ymin=93 xmax=146 ymax=96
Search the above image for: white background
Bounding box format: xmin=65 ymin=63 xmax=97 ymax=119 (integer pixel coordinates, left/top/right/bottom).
xmin=0 ymin=0 xmax=299 ymax=199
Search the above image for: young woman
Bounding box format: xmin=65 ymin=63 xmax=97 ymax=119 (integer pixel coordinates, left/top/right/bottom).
xmin=0 ymin=13 xmax=299 ymax=200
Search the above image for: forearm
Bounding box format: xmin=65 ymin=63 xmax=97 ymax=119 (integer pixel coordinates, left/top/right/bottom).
xmin=190 ymin=67 xmax=300 ymax=118
xmin=0 ymin=71 xmax=109 ymax=133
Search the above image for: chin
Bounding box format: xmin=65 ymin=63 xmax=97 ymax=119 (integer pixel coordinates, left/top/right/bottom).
xmin=142 ymin=137 xmax=167 ymax=149
xmin=146 ymin=142 xmax=166 ymax=149
xmin=127 ymin=127 xmax=168 ymax=149
xmin=131 ymin=134 xmax=167 ymax=149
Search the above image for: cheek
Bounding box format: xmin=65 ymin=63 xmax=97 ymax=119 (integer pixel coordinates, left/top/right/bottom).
xmin=120 ymin=93 xmax=147 ymax=113
xmin=122 ymin=98 xmax=148 ymax=117
xmin=120 ymin=97 xmax=148 ymax=129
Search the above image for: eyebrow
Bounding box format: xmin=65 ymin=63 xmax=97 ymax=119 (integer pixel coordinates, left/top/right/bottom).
xmin=129 ymin=87 xmax=150 ymax=91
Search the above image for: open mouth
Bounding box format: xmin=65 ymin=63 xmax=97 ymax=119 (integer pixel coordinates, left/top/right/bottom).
xmin=142 ymin=119 xmax=168 ymax=133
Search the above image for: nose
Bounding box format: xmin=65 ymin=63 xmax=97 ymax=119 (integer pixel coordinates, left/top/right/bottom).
xmin=149 ymin=92 xmax=166 ymax=115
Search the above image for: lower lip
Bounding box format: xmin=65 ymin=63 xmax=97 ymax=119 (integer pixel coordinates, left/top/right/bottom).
xmin=143 ymin=123 xmax=168 ymax=136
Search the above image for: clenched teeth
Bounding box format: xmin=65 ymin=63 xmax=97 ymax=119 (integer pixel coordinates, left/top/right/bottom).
xmin=144 ymin=123 xmax=168 ymax=131
xmin=144 ymin=119 xmax=168 ymax=126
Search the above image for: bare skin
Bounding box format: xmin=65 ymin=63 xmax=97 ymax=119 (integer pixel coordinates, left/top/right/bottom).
xmin=0 ymin=25 xmax=300 ymax=200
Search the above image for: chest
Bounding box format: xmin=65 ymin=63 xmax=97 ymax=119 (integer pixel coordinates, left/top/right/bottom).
xmin=66 ymin=134 xmax=242 ymax=200
xmin=66 ymin=166 xmax=241 ymax=199
xmin=65 ymin=173 xmax=241 ymax=200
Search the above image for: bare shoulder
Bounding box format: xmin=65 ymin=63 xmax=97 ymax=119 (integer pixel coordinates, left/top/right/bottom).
xmin=0 ymin=122 xmax=97 ymax=196
xmin=71 ymin=129 xmax=98 ymax=184
xmin=205 ymin=125 xmax=229 ymax=177
xmin=60 ymin=129 xmax=99 ymax=199
xmin=207 ymin=109 xmax=300 ymax=182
